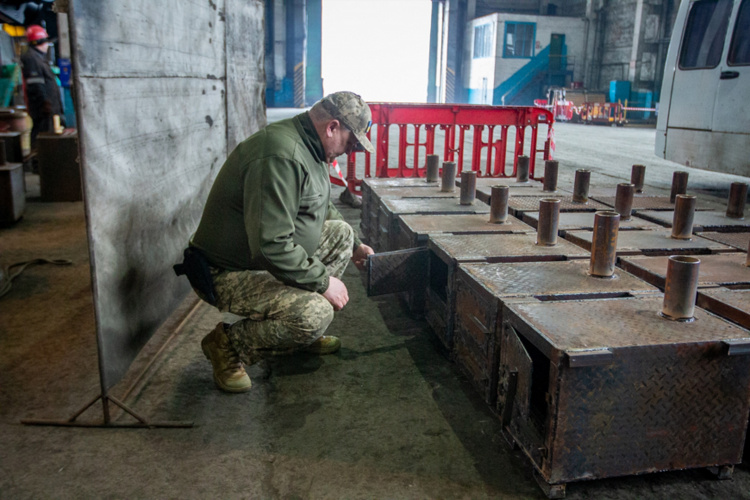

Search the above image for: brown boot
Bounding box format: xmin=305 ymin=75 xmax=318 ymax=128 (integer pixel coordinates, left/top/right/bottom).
xmin=201 ymin=323 xmax=252 ymax=393
xmin=304 ymin=335 xmax=341 ymax=355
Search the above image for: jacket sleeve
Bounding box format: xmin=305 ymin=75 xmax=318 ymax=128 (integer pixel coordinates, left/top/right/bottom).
xmin=244 ymin=157 xmax=329 ymax=293
xmin=326 ymin=200 xmax=363 ymax=250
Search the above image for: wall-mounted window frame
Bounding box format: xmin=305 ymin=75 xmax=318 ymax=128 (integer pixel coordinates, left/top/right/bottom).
xmin=473 ymin=23 xmax=493 ymax=59
xmin=503 ymin=21 xmax=535 ymax=59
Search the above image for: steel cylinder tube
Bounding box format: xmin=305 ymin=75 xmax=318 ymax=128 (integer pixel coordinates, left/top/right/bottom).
xmin=662 ymin=256 xmax=700 ymax=321
xmin=489 ymin=185 xmax=510 ymax=223
xmin=536 ymin=198 xmax=560 ymax=246
xmin=670 ymin=171 xmax=689 ymax=203
xmin=726 ymin=182 xmax=748 ymax=219
xmin=589 ymin=211 xmax=620 ymax=278
xmin=572 ymin=169 xmax=591 ymax=203
xmin=440 ymin=161 xmax=457 ymax=192
xmin=614 ymin=183 xmax=635 ymax=220
xmin=671 ymin=194 xmax=696 ymax=239
xmin=543 ymin=160 xmax=559 ymax=192
xmin=426 ymin=154 xmax=440 ymax=183
xmin=631 ymin=164 xmax=646 ymax=193
xmin=516 ymin=155 xmax=530 ymax=183
xmin=460 ymin=170 xmax=477 ymax=205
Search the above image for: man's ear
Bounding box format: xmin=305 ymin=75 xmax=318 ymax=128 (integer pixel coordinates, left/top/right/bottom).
xmin=325 ymin=119 xmax=341 ymax=138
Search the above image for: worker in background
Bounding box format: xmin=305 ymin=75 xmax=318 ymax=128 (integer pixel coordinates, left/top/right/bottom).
xmin=21 ymin=25 xmax=64 ymax=144
xmin=179 ymin=91 xmax=375 ymax=393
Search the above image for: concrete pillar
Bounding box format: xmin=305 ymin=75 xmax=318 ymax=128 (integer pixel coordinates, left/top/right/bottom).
xmin=427 ymin=0 xmax=441 ymax=103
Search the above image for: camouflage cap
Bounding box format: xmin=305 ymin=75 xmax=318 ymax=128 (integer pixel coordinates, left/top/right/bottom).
xmin=319 ymin=91 xmax=375 ymax=154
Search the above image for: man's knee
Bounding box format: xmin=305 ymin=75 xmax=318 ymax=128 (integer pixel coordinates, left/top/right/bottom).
xmin=290 ymin=293 xmax=335 ymax=343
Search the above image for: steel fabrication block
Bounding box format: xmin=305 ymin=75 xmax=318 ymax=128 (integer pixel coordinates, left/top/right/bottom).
xmin=500 ymin=295 xmax=750 ymax=495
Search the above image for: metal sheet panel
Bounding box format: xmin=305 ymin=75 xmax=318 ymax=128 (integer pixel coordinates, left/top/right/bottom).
xmin=400 ymin=213 xmax=533 ymax=239
xmin=697 ymin=231 xmax=750 ymax=251
xmin=637 ymin=210 xmax=750 ymax=232
xmin=565 ymin=229 xmax=734 ymax=255
xmin=428 ymin=233 xmax=590 ymax=263
xmin=381 ymin=197 xmax=490 ymax=215
xmin=697 ymin=288 xmax=750 ymax=329
xmin=620 ymin=254 xmax=750 ymax=289
xmin=508 ymin=196 xmax=609 ymax=214
xmin=522 ymin=211 xmax=660 ymax=232
xmin=367 ymin=247 xmax=429 ymax=296
xmin=592 ymin=195 xmax=725 ymax=211
xmin=70 ymin=0 xmax=265 ymax=389
xmin=460 ymin=260 xmax=658 ymax=299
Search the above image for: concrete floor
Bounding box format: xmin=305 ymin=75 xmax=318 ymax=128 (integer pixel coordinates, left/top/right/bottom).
xmin=1 ymin=115 xmax=750 ymax=499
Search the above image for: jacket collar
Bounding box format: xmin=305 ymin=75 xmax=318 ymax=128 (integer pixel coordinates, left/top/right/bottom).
xmin=294 ymin=112 xmax=327 ymax=164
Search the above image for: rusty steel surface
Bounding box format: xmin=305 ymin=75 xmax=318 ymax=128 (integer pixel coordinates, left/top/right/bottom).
xmin=381 ymin=197 xmax=490 ymax=215
xmin=564 ymin=229 xmax=734 ymax=255
xmin=502 ymin=296 xmax=750 ymax=484
xmin=429 ymin=233 xmax=590 ymax=263
xmin=363 ymin=177 xmax=442 ymax=189
xmin=522 ymin=211 xmax=660 ymax=232
xmin=508 ymin=196 xmax=609 ymax=214
xmin=620 ymin=253 xmax=750 ymax=289
xmin=461 ymin=261 xmax=657 ymax=298
xmin=509 ymin=295 xmax=750 ymax=349
xmin=592 ymin=195 xmax=725 ymax=212
xmin=400 ymin=213 xmax=533 ymax=237
xmin=369 ymin=187 xmax=459 ymax=199
xmin=638 ymin=210 xmax=750 ymax=232
xmin=475 ymin=184 xmax=570 ymax=204
xmin=698 ymin=231 xmax=750 ymax=251
xmin=697 ymin=288 xmax=750 ymax=330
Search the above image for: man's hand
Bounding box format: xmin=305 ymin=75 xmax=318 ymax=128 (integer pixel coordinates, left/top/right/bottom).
xmin=323 ymin=276 xmax=349 ymax=311
xmin=351 ymin=243 xmax=374 ymax=271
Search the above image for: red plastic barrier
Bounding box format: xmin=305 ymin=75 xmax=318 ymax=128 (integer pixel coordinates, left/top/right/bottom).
xmin=337 ymin=103 xmax=554 ymax=195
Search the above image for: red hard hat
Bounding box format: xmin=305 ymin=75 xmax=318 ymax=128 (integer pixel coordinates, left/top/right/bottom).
xmin=26 ymin=25 xmax=49 ymax=44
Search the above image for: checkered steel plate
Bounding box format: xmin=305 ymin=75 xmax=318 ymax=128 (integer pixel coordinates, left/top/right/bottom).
xmin=460 ymin=260 xmax=657 ymax=298
xmin=475 ymin=185 xmax=573 ymax=204
xmin=697 ymin=231 xmax=750 ymax=251
xmin=592 ymin=195 xmax=725 ymax=211
xmin=505 ymin=296 xmax=750 ymax=483
xmin=697 ymin=288 xmax=750 ymax=330
xmin=522 ymin=211 xmax=661 ymax=232
xmin=620 ymin=254 xmax=750 ymax=288
xmin=510 ymin=295 xmax=750 ymax=349
xmin=381 ymin=197 xmax=490 ymax=215
xmin=371 ymin=187 xmax=459 ymax=199
xmin=587 ymin=187 xmax=671 ymax=198
xmin=508 ymin=196 xmax=609 ymax=213
xmin=460 ymin=176 xmax=544 ymax=188
xmin=428 ymin=233 xmax=589 ymax=263
xmin=636 ymin=210 xmax=750 ymax=232
xmin=364 ymin=177 xmax=441 ymax=189
xmin=400 ymin=213 xmax=533 ymax=236
xmin=565 ymin=229 xmax=734 ymax=254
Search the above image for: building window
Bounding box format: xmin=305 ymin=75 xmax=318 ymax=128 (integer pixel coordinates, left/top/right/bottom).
xmin=473 ymin=24 xmax=492 ymax=59
xmin=679 ymin=0 xmax=732 ymax=69
xmin=728 ymin=0 xmax=750 ymax=65
xmin=503 ymin=22 xmax=535 ymax=58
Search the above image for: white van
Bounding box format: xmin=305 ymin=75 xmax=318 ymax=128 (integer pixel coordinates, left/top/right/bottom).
xmin=656 ymin=0 xmax=750 ymax=176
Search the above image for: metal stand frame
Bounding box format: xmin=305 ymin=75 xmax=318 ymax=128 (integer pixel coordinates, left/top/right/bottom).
xmin=21 ymin=393 xmax=193 ymax=428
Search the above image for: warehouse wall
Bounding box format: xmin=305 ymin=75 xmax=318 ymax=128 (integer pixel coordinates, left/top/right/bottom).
xmin=68 ymin=0 xmax=266 ymax=390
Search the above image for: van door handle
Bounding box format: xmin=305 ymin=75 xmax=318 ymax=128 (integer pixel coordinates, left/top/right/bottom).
xmin=720 ymin=71 xmax=740 ymax=79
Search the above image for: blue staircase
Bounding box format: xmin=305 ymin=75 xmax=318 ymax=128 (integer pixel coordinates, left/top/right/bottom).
xmin=493 ymin=46 xmax=552 ymax=106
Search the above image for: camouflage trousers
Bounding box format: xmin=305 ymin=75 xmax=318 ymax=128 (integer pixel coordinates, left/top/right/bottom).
xmin=210 ymin=220 xmax=354 ymax=365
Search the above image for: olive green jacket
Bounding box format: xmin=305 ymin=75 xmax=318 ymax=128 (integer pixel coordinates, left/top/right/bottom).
xmin=191 ymin=112 xmax=360 ymax=293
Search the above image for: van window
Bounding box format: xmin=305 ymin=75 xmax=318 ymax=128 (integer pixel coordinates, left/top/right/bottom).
xmin=679 ymin=0 xmax=733 ymax=69
xmin=729 ymin=0 xmax=750 ymax=64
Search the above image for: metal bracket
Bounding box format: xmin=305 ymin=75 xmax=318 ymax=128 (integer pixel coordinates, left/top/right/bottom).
xmin=566 ymin=348 xmax=614 ymax=367
xmin=723 ymin=339 xmax=750 ymax=356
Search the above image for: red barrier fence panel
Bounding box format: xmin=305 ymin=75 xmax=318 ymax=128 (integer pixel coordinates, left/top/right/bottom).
xmin=336 ymin=103 xmax=554 ymax=195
